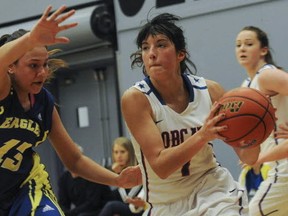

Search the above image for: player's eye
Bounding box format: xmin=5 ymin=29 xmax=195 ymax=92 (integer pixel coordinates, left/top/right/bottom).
xmin=30 ymin=64 xmax=38 ymax=69
xmin=141 ymin=45 xmax=149 ymax=51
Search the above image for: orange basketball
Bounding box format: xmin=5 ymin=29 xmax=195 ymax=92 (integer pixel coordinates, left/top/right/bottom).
xmin=215 ymin=87 xmax=276 ymax=148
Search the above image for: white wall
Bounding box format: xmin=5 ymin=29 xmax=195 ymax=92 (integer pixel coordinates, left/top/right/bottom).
xmin=0 ymin=0 xmax=94 ymax=23
xmin=113 ymin=0 xmax=288 ymax=179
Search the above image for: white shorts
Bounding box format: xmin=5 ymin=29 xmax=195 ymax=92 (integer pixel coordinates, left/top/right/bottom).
xmin=249 ymin=176 xmax=288 ymax=216
xmin=143 ymin=167 xmax=248 ymax=216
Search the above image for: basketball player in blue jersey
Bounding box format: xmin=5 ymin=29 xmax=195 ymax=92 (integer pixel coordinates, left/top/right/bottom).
xmin=121 ymin=13 xmax=259 ymax=216
xmin=236 ymin=26 xmax=288 ymax=216
xmin=0 ymin=5 xmax=141 ymax=216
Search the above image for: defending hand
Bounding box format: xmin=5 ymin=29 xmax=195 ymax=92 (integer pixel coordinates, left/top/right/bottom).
xmin=116 ymin=165 xmax=142 ymax=188
xmin=30 ymin=5 xmax=78 ymax=46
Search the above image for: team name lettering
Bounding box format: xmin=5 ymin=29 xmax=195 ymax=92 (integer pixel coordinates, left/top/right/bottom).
xmin=0 ymin=117 xmax=40 ymax=137
xmin=162 ymin=126 xmax=201 ymax=148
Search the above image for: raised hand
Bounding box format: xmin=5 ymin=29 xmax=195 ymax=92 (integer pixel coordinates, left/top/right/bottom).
xmin=30 ymin=5 xmax=78 ymax=46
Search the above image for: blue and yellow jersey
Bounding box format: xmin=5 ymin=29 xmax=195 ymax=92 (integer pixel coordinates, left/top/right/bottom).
xmin=0 ymin=87 xmax=54 ymax=199
xmin=238 ymin=164 xmax=271 ymax=194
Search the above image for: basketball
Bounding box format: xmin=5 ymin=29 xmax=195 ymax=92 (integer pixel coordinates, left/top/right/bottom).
xmin=215 ymin=87 xmax=276 ymax=148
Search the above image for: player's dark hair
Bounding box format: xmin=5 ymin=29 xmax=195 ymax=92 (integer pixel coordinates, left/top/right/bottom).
xmin=130 ymin=13 xmax=197 ymax=76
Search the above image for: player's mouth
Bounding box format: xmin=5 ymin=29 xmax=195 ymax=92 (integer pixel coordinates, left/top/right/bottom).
xmin=150 ymin=64 xmax=161 ymax=68
xmin=239 ymin=55 xmax=247 ymax=60
xmin=32 ymin=81 xmax=44 ymax=86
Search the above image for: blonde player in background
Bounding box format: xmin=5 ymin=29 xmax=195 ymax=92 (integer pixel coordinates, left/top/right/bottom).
xmin=235 ymin=25 xmax=288 ymax=216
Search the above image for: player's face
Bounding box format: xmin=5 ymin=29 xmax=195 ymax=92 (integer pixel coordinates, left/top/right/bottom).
xmin=141 ymin=34 xmax=185 ymax=80
xmin=235 ymin=30 xmax=267 ymax=69
xmin=113 ymin=144 xmax=129 ymax=166
xmin=11 ymin=46 xmax=49 ymax=94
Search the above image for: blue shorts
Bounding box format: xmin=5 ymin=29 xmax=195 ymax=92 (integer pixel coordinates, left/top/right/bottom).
xmin=8 ymin=183 xmax=63 ymax=216
xmin=1 ymin=154 xmax=64 ymax=216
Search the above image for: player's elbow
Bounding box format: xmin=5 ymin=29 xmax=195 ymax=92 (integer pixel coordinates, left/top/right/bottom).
xmin=63 ymin=153 xmax=84 ymax=174
xmin=236 ymin=145 xmax=260 ymax=166
xmin=239 ymin=153 xmax=259 ymax=166
xmin=157 ymin=172 xmax=169 ymax=180
xmin=243 ymin=157 xmax=258 ymax=166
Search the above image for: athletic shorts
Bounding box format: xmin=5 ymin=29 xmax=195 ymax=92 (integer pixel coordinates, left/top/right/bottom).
xmin=143 ymin=167 xmax=248 ymax=216
xmin=2 ymin=154 xmax=64 ymax=216
xmin=249 ymin=176 xmax=288 ymax=216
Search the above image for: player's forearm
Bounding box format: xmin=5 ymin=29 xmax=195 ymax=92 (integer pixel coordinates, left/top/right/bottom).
xmin=73 ymin=155 xmax=119 ymax=186
xmin=0 ymin=33 xmax=34 ymax=70
xmin=152 ymin=131 xmax=207 ymax=179
xmin=257 ymin=140 xmax=288 ymax=164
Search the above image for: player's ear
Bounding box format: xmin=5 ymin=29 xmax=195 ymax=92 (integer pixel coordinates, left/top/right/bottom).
xmin=261 ymin=46 xmax=268 ymax=56
xmin=177 ymin=51 xmax=185 ymax=61
xmin=8 ymin=64 xmax=16 ymax=74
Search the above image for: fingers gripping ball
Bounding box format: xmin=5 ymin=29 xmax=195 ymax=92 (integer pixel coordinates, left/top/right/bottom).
xmin=215 ymin=87 xmax=276 ymax=148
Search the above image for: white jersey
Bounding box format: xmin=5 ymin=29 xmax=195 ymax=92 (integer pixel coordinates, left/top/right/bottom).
xmin=130 ymin=74 xmax=219 ymax=204
xmin=242 ymin=64 xmax=288 ymax=179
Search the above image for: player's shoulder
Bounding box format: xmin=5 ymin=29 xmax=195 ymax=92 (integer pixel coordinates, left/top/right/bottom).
xmin=205 ymin=79 xmax=220 ymax=88
xmin=205 ymin=79 xmax=226 ymax=102
xmin=122 ymin=85 xmax=143 ymax=101
xmin=122 ymin=85 xmax=148 ymax=114
xmin=123 ymin=78 xmax=150 ymax=98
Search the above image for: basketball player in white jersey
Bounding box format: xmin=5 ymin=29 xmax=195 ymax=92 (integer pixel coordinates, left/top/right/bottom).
xmin=121 ymin=13 xmax=259 ymax=216
xmin=236 ymin=26 xmax=288 ymax=216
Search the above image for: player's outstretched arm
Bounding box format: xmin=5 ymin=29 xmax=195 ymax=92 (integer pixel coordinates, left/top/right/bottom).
xmin=0 ymin=5 xmax=78 ymax=89
xmin=49 ymin=107 xmax=141 ymax=188
xmin=254 ymin=122 xmax=288 ymax=164
xmin=254 ymin=141 xmax=288 ymax=166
